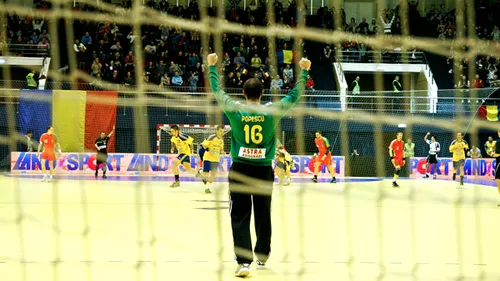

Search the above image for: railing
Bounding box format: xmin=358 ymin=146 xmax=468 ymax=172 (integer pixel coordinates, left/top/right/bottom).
xmin=0 ymin=44 xmax=50 ymax=57
xmin=336 ymin=51 xmax=427 ymax=64
xmin=1 ymin=87 xmax=499 ymax=117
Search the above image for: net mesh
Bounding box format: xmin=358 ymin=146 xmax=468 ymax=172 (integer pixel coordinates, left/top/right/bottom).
xmin=1 ymin=0 xmax=500 ymax=280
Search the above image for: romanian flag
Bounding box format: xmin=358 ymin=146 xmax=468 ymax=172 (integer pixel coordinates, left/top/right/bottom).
xmin=19 ymin=90 xmax=118 ymax=152
xmin=477 ymin=105 xmax=500 ymax=121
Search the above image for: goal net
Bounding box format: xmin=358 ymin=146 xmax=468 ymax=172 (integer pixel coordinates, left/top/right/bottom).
xmin=1 ymin=0 xmax=500 ymax=280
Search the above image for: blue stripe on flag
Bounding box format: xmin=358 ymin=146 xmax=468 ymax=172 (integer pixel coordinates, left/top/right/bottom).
xmin=19 ymin=90 xmax=52 ymax=142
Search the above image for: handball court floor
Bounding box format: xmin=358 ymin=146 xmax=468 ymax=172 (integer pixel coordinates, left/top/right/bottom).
xmin=1 ymin=174 xmax=500 ymax=281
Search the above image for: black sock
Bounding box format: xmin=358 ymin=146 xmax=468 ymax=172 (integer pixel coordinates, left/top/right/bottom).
xmin=175 ymin=174 xmax=179 ymax=181
xmin=460 ymin=176 xmax=464 ymax=181
xmin=313 ymin=175 xmax=317 ymax=179
xmin=332 ymin=176 xmax=336 ymax=180
xmin=103 ymin=171 xmax=106 ymax=175
xmin=453 ymin=173 xmax=456 ymax=176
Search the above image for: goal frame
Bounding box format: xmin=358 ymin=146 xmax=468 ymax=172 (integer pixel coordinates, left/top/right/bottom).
xmin=155 ymin=124 xmax=232 ymax=173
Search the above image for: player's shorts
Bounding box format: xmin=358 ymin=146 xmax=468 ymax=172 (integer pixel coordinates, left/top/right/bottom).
xmin=177 ymin=154 xmax=191 ymax=164
xmin=318 ymin=153 xmax=332 ymax=166
xmin=453 ymin=159 xmax=465 ymax=169
xmin=96 ymin=152 xmax=108 ymax=164
xmin=41 ymin=151 xmax=55 ymax=161
xmin=393 ymin=157 xmax=404 ymax=167
xmin=198 ymin=147 xmax=205 ymax=160
xmin=276 ymin=160 xmax=286 ymax=170
xmin=203 ymin=161 xmax=219 ymax=173
xmin=427 ymin=154 xmax=438 ymax=164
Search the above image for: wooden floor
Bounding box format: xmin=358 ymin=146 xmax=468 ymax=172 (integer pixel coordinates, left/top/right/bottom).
xmin=1 ymin=175 xmax=500 ymax=281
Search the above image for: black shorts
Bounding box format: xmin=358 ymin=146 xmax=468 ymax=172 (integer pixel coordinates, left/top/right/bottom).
xmin=453 ymin=159 xmax=465 ymax=169
xmin=96 ymin=153 xmax=108 ymax=164
xmin=427 ymin=154 xmax=438 ymax=164
xmin=229 ymin=162 xmax=274 ymax=193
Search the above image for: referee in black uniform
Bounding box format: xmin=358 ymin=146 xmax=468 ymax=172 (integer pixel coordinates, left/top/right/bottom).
xmin=94 ymin=125 xmax=115 ymax=179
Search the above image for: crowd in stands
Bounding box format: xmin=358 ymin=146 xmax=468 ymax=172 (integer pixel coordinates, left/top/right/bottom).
xmin=1 ymin=0 xmax=499 ymax=91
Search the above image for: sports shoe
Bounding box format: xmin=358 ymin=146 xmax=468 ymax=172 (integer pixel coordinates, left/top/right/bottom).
xmin=41 ymin=175 xmax=48 ymax=182
xmin=311 ymin=177 xmax=318 ymax=183
xmin=432 ymin=174 xmax=436 ymax=179
xmin=195 ymin=170 xmax=202 ymax=178
xmin=102 ymin=175 xmax=107 ymax=179
xmin=256 ymin=260 xmax=266 ymax=269
xmin=392 ymin=181 xmax=399 ymax=188
xmin=170 ymin=181 xmax=180 ymax=188
xmin=423 ymin=174 xmax=429 ymax=179
xmin=234 ymin=263 xmax=250 ymax=277
xmin=331 ymin=177 xmax=337 ymax=183
xmin=204 ymin=188 xmax=212 ymax=194
xmin=47 ymin=176 xmax=53 ymax=183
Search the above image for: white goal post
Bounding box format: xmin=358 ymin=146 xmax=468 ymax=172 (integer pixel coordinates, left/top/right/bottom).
xmin=155 ymin=124 xmax=232 ymax=172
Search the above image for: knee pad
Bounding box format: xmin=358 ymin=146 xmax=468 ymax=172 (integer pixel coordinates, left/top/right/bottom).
xmin=395 ymin=169 xmax=400 ymax=175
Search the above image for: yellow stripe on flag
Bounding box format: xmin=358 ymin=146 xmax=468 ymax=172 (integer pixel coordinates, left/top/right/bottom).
xmin=52 ymin=90 xmax=87 ymax=152
xmin=486 ymin=105 xmax=498 ymax=121
xmin=283 ymin=50 xmax=293 ymax=64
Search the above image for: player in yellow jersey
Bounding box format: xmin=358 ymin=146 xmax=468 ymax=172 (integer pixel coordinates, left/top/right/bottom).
xmin=275 ymin=140 xmax=293 ymax=186
xmin=170 ymin=125 xmax=200 ymax=187
xmin=484 ymin=136 xmax=496 ymax=157
xmin=449 ymin=132 xmax=469 ymax=186
xmin=487 ymin=129 xmax=500 ymax=207
xmin=201 ymin=125 xmax=225 ymax=194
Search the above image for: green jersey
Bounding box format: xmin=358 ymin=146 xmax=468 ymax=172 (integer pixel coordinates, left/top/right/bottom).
xmin=209 ymin=65 xmax=308 ymax=166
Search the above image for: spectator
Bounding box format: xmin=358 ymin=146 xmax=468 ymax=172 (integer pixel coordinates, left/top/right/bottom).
xmin=270 ymin=74 xmax=283 ymax=92
xmin=81 ymin=31 xmax=92 ymax=46
xmin=123 ymin=71 xmax=135 ymax=86
xmin=324 ymin=44 xmax=333 ymax=63
xmin=160 ymin=73 xmax=170 ymax=87
xmin=73 ymin=39 xmax=87 ymax=69
xmin=306 ymin=75 xmax=315 ymax=90
xmin=283 ymin=64 xmax=293 ymax=81
xmin=26 ymin=70 xmax=38 ymax=89
xmin=124 ymin=51 xmax=135 ymax=71
xmin=91 ymin=58 xmax=102 ymax=77
xmin=189 ymin=72 xmax=199 ymax=92
xmin=171 ymin=71 xmax=183 ymax=86
xmin=251 ymin=53 xmax=262 ymax=69
xmin=233 ymin=51 xmax=246 ymax=65
xmin=22 ymin=130 xmax=35 ymax=152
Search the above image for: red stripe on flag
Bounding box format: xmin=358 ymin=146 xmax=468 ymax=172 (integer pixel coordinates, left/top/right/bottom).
xmin=478 ymin=105 xmax=487 ymax=120
xmin=84 ymin=91 xmax=118 ymax=152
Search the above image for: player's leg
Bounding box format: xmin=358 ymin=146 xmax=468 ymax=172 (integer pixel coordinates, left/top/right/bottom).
xmin=424 ymin=155 xmax=430 ymax=177
xmin=324 ymin=153 xmax=336 ymax=183
xmin=459 ymin=160 xmax=465 ymax=185
xmin=252 ymin=165 xmax=274 ymax=268
xmin=170 ymin=156 xmax=182 ymax=187
xmin=392 ymin=158 xmax=401 ymax=187
xmin=452 ymin=161 xmax=458 ymax=181
xmin=47 ymin=153 xmax=55 ymax=182
xmin=312 ymin=159 xmax=321 ymax=183
xmin=275 ymin=161 xmax=286 ymax=185
xmin=284 ymin=161 xmax=292 ymax=186
xmin=181 ymin=156 xmax=201 ymax=178
xmin=228 ymin=162 xmax=253 ymax=277
xmin=495 ymin=162 xmax=500 ymax=206
xmin=102 ymin=159 xmax=108 ymax=178
xmin=40 ymin=155 xmax=48 ymax=181
xmin=203 ymin=161 xmax=214 ymax=194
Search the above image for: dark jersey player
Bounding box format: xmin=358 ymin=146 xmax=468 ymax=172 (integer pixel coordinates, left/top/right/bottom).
xmin=94 ymin=125 xmax=115 ymax=179
xmin=389 ymin=132 xmax=405 ymax=187
xmin=488 ymin=129 xmax=500 ymax=206
xmin=208 ymin=53 xmax=310 ymax=278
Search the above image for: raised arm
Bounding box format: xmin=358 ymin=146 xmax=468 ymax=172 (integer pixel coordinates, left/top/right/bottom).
xmin=272 ymin=58 xmax=311 ymax=117
xmin=207 ymin=54 xmax=239 ymax=114
xmin=108 ymin=125 xmax=115 ymax=138
xmin=424 ymin=132 xmax=429 ymax=142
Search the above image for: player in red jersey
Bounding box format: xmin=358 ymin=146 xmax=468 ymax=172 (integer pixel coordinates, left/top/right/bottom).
xmin=37 ymin=126 xmax=61 ymax=182
xmin=312 ymin=131 xmax=336 ymax=183
xmin=389 ymin=132 xmax=405 ymax=187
